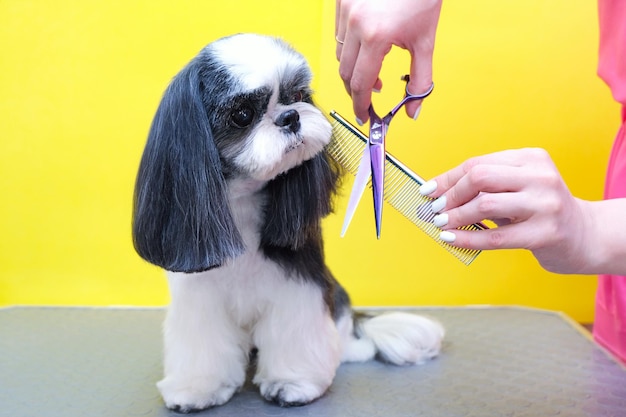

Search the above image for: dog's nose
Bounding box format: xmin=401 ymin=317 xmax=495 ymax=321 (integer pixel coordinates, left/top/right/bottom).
xmin=275 ymin=110 xmax=300 ymax=133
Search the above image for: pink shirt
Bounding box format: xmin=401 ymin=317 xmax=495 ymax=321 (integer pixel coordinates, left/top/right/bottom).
xmin=594 ymin=0 xmax=626 ymax=364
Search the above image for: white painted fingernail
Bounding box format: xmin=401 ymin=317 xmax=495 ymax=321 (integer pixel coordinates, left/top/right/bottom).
xmin=419 ymin=180 xmax=437 ymax=196
xmin=440 ymin=231 xmax=456 ymax=243
xmin=433 ymin=213 xmax=448 ymax=228
xmin=412 ymin=104 xmax=422 ymax=121
xmin=430 ymin=195 xmax=447 ymax=213
xmin=355 ymin=117 xmax=364 ymax=126
xmin=373 ymin=88 xmax=381 ymax=93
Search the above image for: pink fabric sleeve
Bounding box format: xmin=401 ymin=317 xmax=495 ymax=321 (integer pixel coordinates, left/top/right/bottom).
xmin=594 ymin=108 xmax=626 ymax=364
xmin=593 ymin=0 xmax=626 ymax=365
xmin=598 ymin=0 xmax=626 ymax=105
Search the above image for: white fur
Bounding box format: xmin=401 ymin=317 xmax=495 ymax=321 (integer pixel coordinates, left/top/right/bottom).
xmin=359 ymin=313 xmax=445 ymax=365
xmin=234 ymin=102 xmax=332 ymax=181
xmin=336 ymin=310 xmax=445 ymax=365
xmin=158 ymin=180 xmax=341 ymax=411
xmin=335 ymin=310 xmax=377 ymax=362
xmin=211 ymin=34 xmax=307 ymax=91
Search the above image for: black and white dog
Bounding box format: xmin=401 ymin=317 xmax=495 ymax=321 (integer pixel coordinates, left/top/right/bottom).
xmin=133 ymin=33 xmax=443 ymax=413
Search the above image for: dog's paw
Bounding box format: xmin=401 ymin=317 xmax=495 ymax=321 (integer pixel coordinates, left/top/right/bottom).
xmin=157 ymin=376 xmax=239 ymax=413
xmin=257 ymin=379 xmax=328 ymax=407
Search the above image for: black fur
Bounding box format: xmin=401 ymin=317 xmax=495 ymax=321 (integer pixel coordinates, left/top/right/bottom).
xmin=261 ymin=152 xmax=340 ymax=250
xmin=260 ymin=151 xmax=344 ymax=317
xmin=132 ymin=59 xmax=245 ymax=273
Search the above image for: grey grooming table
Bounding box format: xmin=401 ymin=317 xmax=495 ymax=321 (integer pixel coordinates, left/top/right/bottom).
xmin=1 ymin=306 xmax=625 ymax=417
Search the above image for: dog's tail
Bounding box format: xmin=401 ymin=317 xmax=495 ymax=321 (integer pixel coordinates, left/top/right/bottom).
xmin=337 ymin=310 xmax=445 ymax=365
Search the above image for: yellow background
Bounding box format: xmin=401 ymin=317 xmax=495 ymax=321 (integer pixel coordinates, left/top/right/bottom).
xmin=0 ymin=0 xmax=619 ymax=323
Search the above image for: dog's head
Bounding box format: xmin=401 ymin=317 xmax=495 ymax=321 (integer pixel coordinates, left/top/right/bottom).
xmin=133 ymin=34 xmax=337 ymax=273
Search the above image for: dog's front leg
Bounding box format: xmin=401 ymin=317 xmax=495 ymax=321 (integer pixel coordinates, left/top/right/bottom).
xmin=157 ymin=272 xmax=248 ymax=413
xmin=252 ymin=281 xmax=341 ymax=407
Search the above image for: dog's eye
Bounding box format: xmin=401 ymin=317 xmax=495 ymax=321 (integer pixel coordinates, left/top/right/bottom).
xmin=230 ymin=105 xmax=255 ymax=128
xmin=291 ymin=91 xmax=304 ymax=103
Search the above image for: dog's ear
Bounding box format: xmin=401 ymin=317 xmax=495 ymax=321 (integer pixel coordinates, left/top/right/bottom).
xmin=132 ymin=60 xmax=244 ymax=273
xmin=261 ymin=151 xmax=340 ymax=249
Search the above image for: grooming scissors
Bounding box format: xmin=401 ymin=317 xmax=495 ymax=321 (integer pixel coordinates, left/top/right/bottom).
xmin=341 ymin=76 xmax=434 ymax=239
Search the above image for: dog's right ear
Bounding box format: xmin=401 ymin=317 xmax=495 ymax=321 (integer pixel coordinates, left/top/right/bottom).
xmin=132 ymin=60 xmax=245 ymax=273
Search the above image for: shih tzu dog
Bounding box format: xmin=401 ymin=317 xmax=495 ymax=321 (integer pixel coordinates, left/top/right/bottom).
xmin=133 ymin=33 xmax=444 ymax=413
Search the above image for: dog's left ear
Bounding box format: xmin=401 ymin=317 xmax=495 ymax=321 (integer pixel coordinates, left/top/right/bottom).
xmin=132 ymin=60 xmax=245 ymax=273
xmin=261 ymin=151 xmax=340 ymax=249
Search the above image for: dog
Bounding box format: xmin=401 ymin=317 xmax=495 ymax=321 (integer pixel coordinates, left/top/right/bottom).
xmin=132 ymin=33 xmax=444 ymax=413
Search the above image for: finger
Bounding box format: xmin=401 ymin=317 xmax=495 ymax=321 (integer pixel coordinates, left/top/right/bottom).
xmin=436 ymin=192 xmax=535 ymax=231
xmin=422 ymin=149 xmax=539 ymax=199
xmin=335 ymin=0 xmax=346 ymax=61
xmin=349 ymin=42 xmax=390 ymax=123
xmin=337 ymin=31 xmax=360 ymax=95
xmin=404 ymin=50 xmax=434 ymax=120
xmin=439 ymin=222 xmax=536 ymax=251
xmin=432 ymin=165 xmax=532 ymax=224
xmin=336 ymin=41 xmax=344 ymax=63
xmin=335 ymin=0 xmax=342 ymax=35
xmin=373 ymin=77 xmax=383 ymax=92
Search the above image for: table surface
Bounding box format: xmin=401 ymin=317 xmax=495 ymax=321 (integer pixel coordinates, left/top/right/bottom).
xmin=1 ymin=306 xmax=625 ymax=417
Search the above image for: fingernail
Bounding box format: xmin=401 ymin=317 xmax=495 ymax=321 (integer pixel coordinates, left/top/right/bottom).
xmin=355 ymin=117 xmax=364 ymax=126
xmin=372 ymin=88 xmax=381 ymax=93
xmin=440 ymin=231 xmax=456 ymax=243
xmin=430 ymin=195 xmax=447 ymax=213
xmin=419 ymin=180 xmax=437 ymax=196
xmin=433 ymin=213 xmax=448 ymax=228
xmin=412 ymin=104 xmax=422 ymax=121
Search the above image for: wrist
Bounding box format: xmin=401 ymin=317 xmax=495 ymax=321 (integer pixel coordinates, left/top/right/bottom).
xmin=578 ymin=198 xmax=626 ymax=275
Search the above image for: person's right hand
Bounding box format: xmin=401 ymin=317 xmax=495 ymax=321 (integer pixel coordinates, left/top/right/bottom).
xmin=419 ymin=148 xmax=626 ymax=275
xmin=335 ymin=0 xmax=443 ymax=124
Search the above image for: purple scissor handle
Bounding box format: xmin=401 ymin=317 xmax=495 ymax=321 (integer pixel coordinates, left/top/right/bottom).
xmin=341 ymin=77 xmax=435 ymax=239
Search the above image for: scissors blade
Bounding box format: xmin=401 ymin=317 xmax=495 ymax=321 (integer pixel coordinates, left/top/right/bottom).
xmin=368 ymin=106 xmax=386 ymax=239
xmin=370 ymin=141 xmax=385 ymax=239
xmin=340 ymin=145 xmax=371 ymax=237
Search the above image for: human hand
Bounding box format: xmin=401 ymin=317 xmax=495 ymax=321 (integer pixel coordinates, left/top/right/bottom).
xmin=335 ymin=0 xmax=443 ymax=124
xmin=419 ymin=148 xmax=594 ymax=274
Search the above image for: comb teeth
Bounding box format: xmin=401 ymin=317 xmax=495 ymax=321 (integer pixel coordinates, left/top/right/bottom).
xmin=328 ymin=111 xmax=485 ymax=265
